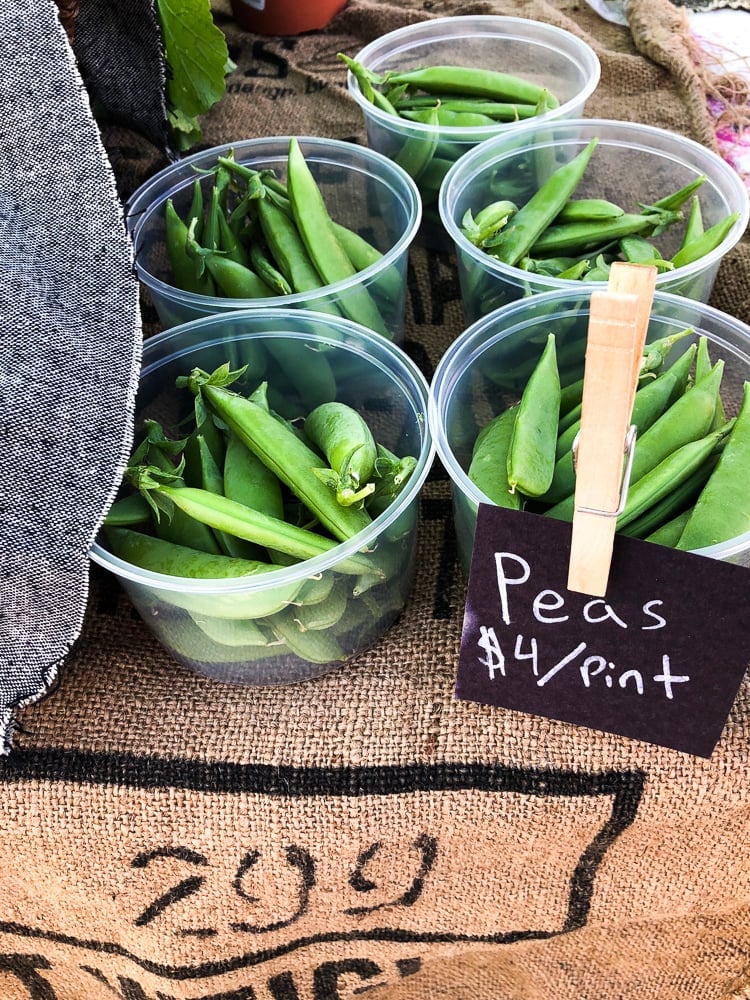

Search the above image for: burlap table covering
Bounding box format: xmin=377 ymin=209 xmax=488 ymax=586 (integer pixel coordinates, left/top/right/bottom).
xmin=1 ymin=1 xmax=749 ymax=997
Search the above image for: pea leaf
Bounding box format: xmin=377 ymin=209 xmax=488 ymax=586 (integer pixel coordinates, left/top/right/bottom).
xmin=155 ymin=0 xmax=234 ymax=150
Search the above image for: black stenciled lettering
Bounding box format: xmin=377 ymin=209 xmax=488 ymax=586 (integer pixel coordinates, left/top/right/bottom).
xmin=344 ymin=834 xmax=438 ymax=915
xmin=313 ymin=959 xmax=382 ymax=1000
xmin=424 ymin=249 xmax=461 ymax=326
xmin=0 ymin=954 xmax=56 ymax=1000
xmin=81 ymin=965 xmax=167 ymax=1000
xmin=244 ymin=40 xmax=291 ymax=79
xmin=131 ymin=846 xmax=208 ymax=929
xmin=230 ymin=845 xmax=315 ymax=933
xmin=268 ymin=971 xmax=301 ymax=1000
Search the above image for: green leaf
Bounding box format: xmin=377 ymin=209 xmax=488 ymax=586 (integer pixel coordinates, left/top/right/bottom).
xmin=156 ymin=0 xmax=234 ymax=147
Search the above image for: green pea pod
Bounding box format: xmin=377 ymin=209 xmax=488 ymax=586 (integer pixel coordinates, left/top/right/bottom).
xmin=680 ymin=195 xmax=704 ymax=248
xmin=468 ymin=404 xmax=522 ymax=508
xmin=331 ymin=222 xmax=403 ymax=305
xmin=197 ymin=379 xmax=373 ymax=543
xmin=401 ymin=107 xmax=498 ymax=128
xmin=671 ymin=211 xmax=740 ymax=268
xmin=676 ymin=381 xmax=750 ymax=550
xmin=506 ymin=333 xmax=560 ymax=497
xmin=223 ymin=429 xmax=284 ymax=520
xmin=555 ymin=198 xmax=625 ymax=223
xmin=485 ymin=138 xmax=599 ymax=266
xmin=305 ymin=401 xmax=378 ymax=507
xmin=271 ymin=607 xmax=349 ymax=664
xmin=382 ymin=65 xmax=552 ymax=106
xmin=394 ymin=103 xmax=441 ymax=181
xmin=217 ymin=208 xmax=251 ymax=268
xmin=164 ymin=198 xmax=216 ymax=295
xmin=617 ymin=420 xmax=735 ymax=531
xmin=627 ymin=361 xmax=724 ymax=484
xmin=542 ymin=369 xmax=678 ymax=506
xmin=293 ymin=579 xmax=349 ymax=631
xmin=644 ymin=508 xmax=694 ymax=547
xmin=646 ymin=174 xmax=706 ymax=213
xmin=248 ymin=240 xmax=293 ymax=295
xmin=528 ymin=211 xmax=678 ymax=257
xmin=396 ymin=96 xmax=539 ymax=121
xmin=104 ymin=493 xmax=152 ymax=527
xmin=618 ymin=459 xmax=717 ymax=540
xmin=286 ymin=137 xmax=389 ymax=337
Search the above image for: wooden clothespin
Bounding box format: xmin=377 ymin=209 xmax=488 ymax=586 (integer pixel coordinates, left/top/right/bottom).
xmin=567 ymin=263 xmax=657 ymax=597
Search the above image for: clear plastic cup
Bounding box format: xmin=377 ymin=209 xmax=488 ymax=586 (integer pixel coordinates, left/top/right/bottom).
xmin=428 ymin=289 xmax=750 ymax=576
xmin=346 ymin=15 xmax=600 ymax=248
xmin=439 ymin=119 xmax=750 ymax=323
xmin=126 ymin=137 xmax=422 ymax=342
xmin=91 ymin=308 xmax=435 ymax=685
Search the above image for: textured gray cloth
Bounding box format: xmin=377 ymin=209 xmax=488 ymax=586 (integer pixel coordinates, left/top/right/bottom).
xmin=0 ymin=1 xmax=142 ymax=751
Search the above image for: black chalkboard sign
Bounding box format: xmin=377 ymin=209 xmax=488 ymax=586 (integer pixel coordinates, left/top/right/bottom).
xmin=456 ymin=505 xmax=750 ymax=758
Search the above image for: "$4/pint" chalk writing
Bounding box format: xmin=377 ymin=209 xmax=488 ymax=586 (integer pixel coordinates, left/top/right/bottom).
xmin=477 ymin=628 xmax=689 ymax=700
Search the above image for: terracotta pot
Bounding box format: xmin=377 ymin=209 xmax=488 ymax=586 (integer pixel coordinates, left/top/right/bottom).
xmin=229 ymin=0 xmax=347 ymax=35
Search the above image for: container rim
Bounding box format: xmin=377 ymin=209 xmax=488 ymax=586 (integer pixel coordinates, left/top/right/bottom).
xmin=346 ymin=14 xmax=601 ymax=138
xmin=438 ymin=117 xmax=750 ymax=287
xmin=91 ymin=309 xmax=436 ymax=593
xmin=125 ymin=136 xmax=422 ymax=309
xmin=427 ymin=287 xmax=750 ymax=562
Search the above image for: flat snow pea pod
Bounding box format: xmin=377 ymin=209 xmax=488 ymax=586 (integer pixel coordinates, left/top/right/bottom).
xmin=382 ymin=65 xmax=551 ymax=106
xmin=506 ymin=333 xmax=560 ymax=496
xmin=286 ymin=137 xmax=389 ymax=337
xmin=468 ymin=404 xmax=522 ymax=508
xmin=627 ymin=361 xmax=724 ymax=485
xmin=304 ymin=401 xmax=378 ymax=507
xmin=670 ymin=211 xmax=740 ymax=268
xmin=616 ymin=420 xmax=735 ymax=531
xmin=164 ymin=198 xmax=216 ymax=295
xmin=484 ymin=138 xmax=599 ymax=267
xmin=676 ymin=381 xmax=750 ymax=550
xmin=197 ymin=380 xmax=373 ymax=543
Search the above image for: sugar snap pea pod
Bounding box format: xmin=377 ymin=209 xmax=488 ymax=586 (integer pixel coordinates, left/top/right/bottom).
xmin=365 ymin=444 xmax=418 ymax=519
xmin=393 ymin=103 xmax=441 ymax=182
xmin=189 ymin=373 xmax=373 ymax=542
xmin=201 ymin=184 xmax=222 ymax=252
xmin=461 ymin=200 xmax=517 ymax=246
xmin=256 ymin=193 xmax=324 ymax=293
xmin=541 ymin=370 xmax=679 ymax=505
xmin=395 ymin=96 xmax=539 ymax=121
xmin=188 ymin=433 xmax=262 ymax=562
xmin=304 ymin=401 xmax=378 ymax=507
xmin=164 ymin=199 xmax=216 ymax=295
xmin=104 ymin=493 xmax=152 ymax=527
xmin=506 ymin=333 xmax=560 ymax=496
xmin=286 ymin=137 xmax=389 ymax=337
xmin=484 ymin=139 xmax=599 ymax=267
xmin=643 ymin=508 xmax=694 ymax=548
xmin=337 ymin=53 xmax=398 ymax=116
xmin=223 ymin=429 xmax=284 ymax=520
xmin=639 ymin=329 xmax=695 ymax=381
xmin=680 ymin=195 xmax=704 ymax=248
xmin=188 ymin=613 xmax=275 ymax=648
xmin=382 ymin=65 xmax=553 ymax=106
xmin=271 ymin=607 xmax=349 ymax=664
xmin=618 ymin=458 xmax=717 ymax=540
xmin=401 ymin=106 xmax=498 ymax=128
xmin=627 ymin=361 xmax=724 ymax=485
xmin=670 ymin=211 xmax=740 ymax=268
xmin=293 ymin=578 xmax=349 ymax=631
xmin=329 ymin=222 xmax=403 ymax=305
xmin=694 ymin=337 xmax=727 ymax=429
xmin=129 ymin=471 xmax=377 ymax=576
xmin=217 ymin=208 xmax=251 ymax=268
xmin=468 ymin=404 xmax=522 ymax=508
xmin=616 ymin=420 xmax=735 ymax=531
xmin=676 ymin=381 xmax=750 ymax=550
xmin=554 ymin=198 xmax=625 ymax=223
xmin=644 ymin=174 xmax=706 ymax=213
xmin=528 ymin=209 xmax=680 ymax=257
xmin=248 ymin=240 xmax=293 ymax=295
xmin=556 ymin=259 xmax=592 ymax=280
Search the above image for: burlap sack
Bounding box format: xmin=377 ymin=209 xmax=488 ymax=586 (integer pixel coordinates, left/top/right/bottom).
xmin=1 ymin=1 xmax=749 ymax=998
